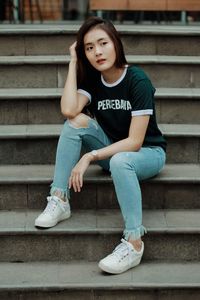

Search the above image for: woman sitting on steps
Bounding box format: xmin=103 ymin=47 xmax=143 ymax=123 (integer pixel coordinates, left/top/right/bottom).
xmin=35 ymin=16 xmax=166 ymax=274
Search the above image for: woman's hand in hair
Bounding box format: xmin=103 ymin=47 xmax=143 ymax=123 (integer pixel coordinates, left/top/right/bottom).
xmin=68 ymin=153 xmax=93 ymax=193
xmin=69 ymin=41 xmax=77 ymax=62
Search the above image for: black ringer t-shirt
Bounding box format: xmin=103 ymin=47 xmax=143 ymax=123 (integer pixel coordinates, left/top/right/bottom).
xmin=77 ymin=65 xmax=166 ymax=151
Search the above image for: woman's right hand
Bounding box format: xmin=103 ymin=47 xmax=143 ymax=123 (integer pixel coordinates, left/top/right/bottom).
xmin=69 ymin=41 xmax=77 ymax=62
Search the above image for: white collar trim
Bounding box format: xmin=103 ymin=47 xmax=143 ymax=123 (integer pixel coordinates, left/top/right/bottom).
xmin=101 ymin=66 xmax=128 ymax=87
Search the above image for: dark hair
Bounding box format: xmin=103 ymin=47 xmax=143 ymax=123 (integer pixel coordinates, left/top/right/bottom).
xmin=76 ymin=16 xmax=127 ymax=85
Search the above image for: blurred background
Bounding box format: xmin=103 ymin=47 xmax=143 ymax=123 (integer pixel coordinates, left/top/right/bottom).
xmin=0 ymin=0 xmax=199 ymax=24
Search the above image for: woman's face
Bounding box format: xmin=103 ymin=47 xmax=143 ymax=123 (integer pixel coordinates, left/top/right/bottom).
xmin=84 ymin=27 xmax=116 ymax=72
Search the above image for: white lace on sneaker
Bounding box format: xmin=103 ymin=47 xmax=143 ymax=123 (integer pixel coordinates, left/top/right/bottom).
xmin=111 ymin=238 xmax=133 ymax=264
xmin=43 ymin=196 xmax=66 ymax=216
xmin=35 ymin=195 xmax=71 ymax=228
xmin=98 ymin=238 xmax=144 ymax=274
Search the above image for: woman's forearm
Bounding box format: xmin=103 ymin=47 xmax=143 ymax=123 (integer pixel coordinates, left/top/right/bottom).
xmin=88 ymin=116 xmax=149 ymax=161
xmin=88 ymin=137 xmax=141 ymax=162
xmin=60 ymin=59 xmax=78 ymax=117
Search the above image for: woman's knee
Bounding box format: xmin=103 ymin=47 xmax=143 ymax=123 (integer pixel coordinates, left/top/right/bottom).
xmin=109 ymin=152 xmax=142 ymax=173
xmin=109 ymin=152 xmax=131 ymax=172
xmin=68 ymin=113 xmax=91 ymax=129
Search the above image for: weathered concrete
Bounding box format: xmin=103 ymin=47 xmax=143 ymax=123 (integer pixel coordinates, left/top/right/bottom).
xmin=1 ymin=88 xmax=199 ymax=124
xmin=1 ymin=56 xmax=200 ymax=88
xmin=0 ymin=164 xmax=199 ymax=209
xmin=1 ymin=24 xmax=200 ymax=56
xmin=2 ymin=260 xmax=200 ymax=288
xmin=0 ymin=124 xmax=199 ymax=164
xmin=0 ymin=209 xmax=200 ymax=262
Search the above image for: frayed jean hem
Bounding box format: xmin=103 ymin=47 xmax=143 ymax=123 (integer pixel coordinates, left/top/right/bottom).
xmin=50 ymin=184 xmax=70 ymax=200
xmin=123 ymin=225 xmax=147 ymax=241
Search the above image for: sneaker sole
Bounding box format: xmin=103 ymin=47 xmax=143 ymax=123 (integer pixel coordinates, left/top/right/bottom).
xmin=98 ymin=257 xmax=142 ymax=274
xmin=35 ymin=212 xmax=71 ymax=228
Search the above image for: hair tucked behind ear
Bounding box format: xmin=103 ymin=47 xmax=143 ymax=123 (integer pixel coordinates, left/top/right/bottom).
xmin=75 ymin=17 xmax=127 ymax=85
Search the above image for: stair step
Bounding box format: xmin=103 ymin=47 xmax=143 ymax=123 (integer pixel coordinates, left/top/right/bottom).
xmin=0 ymin=261 xmax=200 ymax=299
xmin=1 ymin=209 xmax=200 ymax=234
xmin=156 ymin=88 xmax=200 ymax=124
xmin=0 ymin=124 xmax=199 ymax=164
xmin=1 ymin=88 xmax=200 ymax=125
xmin=0 ymin=164 xmax=199 ymax=210
xmin=1 ymin=123 xmax=200 ymax=138
xmin=1 ymin=55 xmax=200 ymax=64
xmin=0 ymin=164 xmax=199 ymax=184
xmin=1 ymin=24 xmax=200 ymax=57
xmin=160 ymin=124 xmax=200 ymax=136
xmin=1 ymin=87 xmax=200 ymax=99
xmin=0 ymin=88 xmax=63 ymax=99
xmin=1 ymin=24 xmax=200 ymax=35
xmin=0 ymin=209 xmax=200 ymax=262
xmin=157 ymin=87 xmax=200 ymax=99
xmin=0 ymin=55 xmax=200 ymax=88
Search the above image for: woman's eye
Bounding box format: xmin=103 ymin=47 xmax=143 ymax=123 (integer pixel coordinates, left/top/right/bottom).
xmin=86 ymin=46 xmax=93 ymax=51
xmin=101 ymin=42 xmax=107 ymax=46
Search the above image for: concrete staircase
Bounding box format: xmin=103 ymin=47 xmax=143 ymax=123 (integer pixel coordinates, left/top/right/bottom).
xmin=0 ymin=24 xmax=200 ymax=299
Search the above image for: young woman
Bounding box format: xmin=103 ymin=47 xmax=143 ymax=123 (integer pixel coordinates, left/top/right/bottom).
xmin=35 ymin=17 xmax=166 ymax=274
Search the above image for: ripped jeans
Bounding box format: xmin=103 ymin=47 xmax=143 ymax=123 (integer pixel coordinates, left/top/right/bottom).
xmin=51 ymin=116 xmax=166 ymax=241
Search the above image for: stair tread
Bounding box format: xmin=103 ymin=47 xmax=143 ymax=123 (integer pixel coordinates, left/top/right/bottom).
xmin=0 ymin=87 xmax=63 ymax=99
xmin=1 ymin=87 xmax=200 ymax=99
xmin=1 ymin=24 xmax=200 ymax=36
xmin=1 ymin=123 xmax=200 ymax=138
xmin=1 ymin=209 xmax=200 ymax=235
xmin=0 ymin=260 xmax=200 ymax=290
xmin=0 ymin=55 xmax=200 ymax=64
xmin=0 ymin=164 xmax=199 ymax=183
xmin=159 ymin=124 xmax=200 ymax=136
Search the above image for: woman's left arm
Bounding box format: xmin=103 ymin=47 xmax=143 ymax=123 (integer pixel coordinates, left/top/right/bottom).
xmin=94 ymin=115 xmax=150 ymax=158
xmin=69 ymin=115 xmax=150 ymax=192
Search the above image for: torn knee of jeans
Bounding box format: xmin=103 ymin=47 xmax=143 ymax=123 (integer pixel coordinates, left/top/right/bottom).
xmin=68 ymin=113 xmax=91 ymax=129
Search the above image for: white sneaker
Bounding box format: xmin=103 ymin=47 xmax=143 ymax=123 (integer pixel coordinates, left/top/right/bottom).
xmin=98 ymin=239 xmax=144 ymax=274
xmin=35 ymin=195 xmax=71 ymax=228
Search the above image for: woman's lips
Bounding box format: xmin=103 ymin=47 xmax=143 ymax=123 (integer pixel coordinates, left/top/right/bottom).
xmin=96 ymin=59 xmax=106 ymax=64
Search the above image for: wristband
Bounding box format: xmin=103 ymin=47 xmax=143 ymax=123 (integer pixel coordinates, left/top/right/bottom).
xmin=90 ymin=150 xmax=98 ymax=159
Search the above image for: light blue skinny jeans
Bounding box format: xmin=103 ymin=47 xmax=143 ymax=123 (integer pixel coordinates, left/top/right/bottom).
xmin=51 ymin=117 xmax=166 ymax=241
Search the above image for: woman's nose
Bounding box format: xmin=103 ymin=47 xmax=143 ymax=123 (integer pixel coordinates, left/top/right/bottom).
xmin=95 ymin=46 xmax=102 ymax=56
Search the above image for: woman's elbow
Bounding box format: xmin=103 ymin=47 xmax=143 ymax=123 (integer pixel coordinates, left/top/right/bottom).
xmin=133 ymin=143 xmax=142 ymax=152
xmin=129 ymin=139 xmax=143 ymax=152
xmin=61 ymin=108 xmax=77 ymax=119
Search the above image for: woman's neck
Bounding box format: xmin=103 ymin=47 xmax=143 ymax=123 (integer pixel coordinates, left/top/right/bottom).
xmin=101 ymin=66 xmax=125 ymax=84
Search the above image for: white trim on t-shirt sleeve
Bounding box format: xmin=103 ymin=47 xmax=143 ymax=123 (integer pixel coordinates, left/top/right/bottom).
xmin=77 ymin=89 xmax=92 ymax=103
xmin=131 ymin=109 xmax=153 ymax=116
